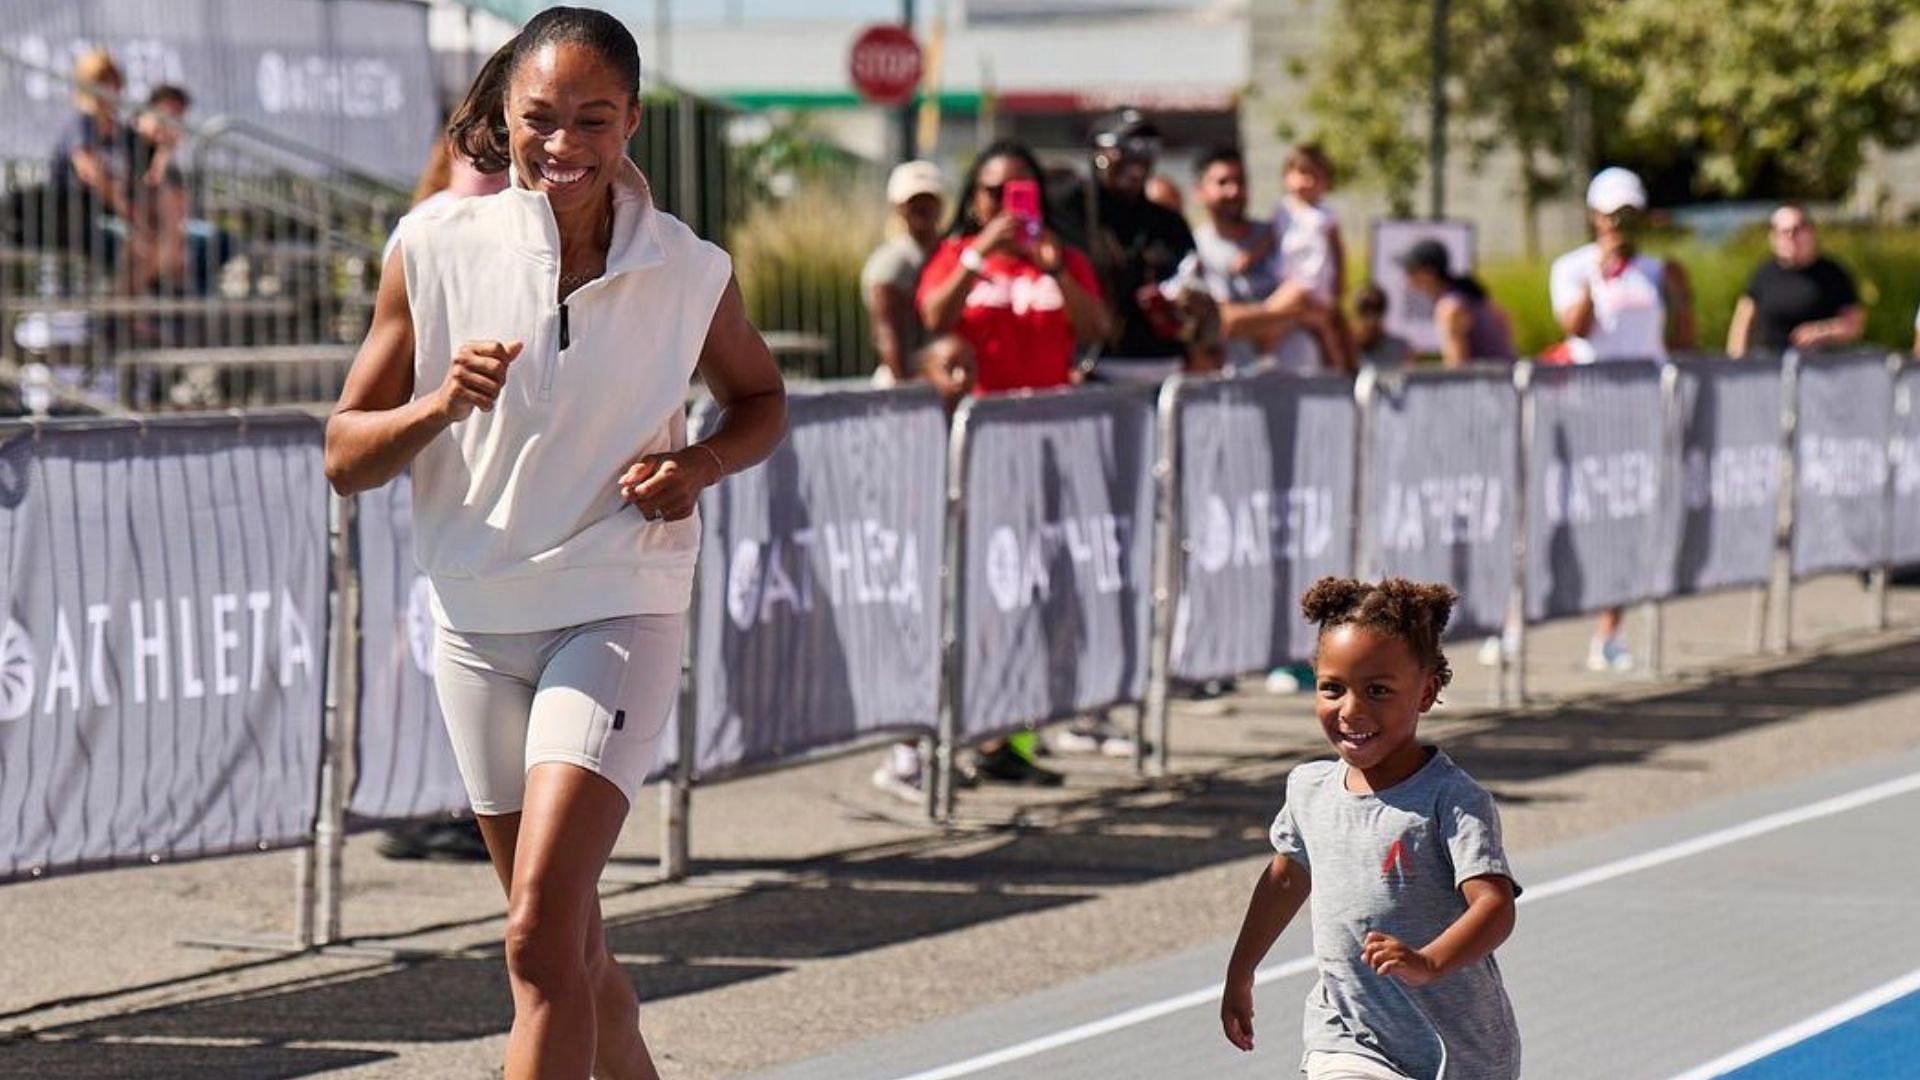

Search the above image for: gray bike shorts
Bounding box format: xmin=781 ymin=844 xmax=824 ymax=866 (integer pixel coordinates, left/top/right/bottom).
xmin=431 ymin=613 xmax=684 ymax=815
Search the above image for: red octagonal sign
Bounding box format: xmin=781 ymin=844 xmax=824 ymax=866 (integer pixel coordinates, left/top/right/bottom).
xmin=849 ymin=25 xmax=922 ymax=106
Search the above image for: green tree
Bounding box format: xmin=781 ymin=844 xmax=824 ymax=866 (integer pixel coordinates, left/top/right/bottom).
xmin=1581 ymin=0 xmax=1920 ymax=198
xmin=1301 ymin=0 xmax=1588 ymax=253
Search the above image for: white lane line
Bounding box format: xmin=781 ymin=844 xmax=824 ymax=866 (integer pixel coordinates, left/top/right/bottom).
xmin=1665 ymin=965 xmax=1920 ymax=1080
xmin=887 ymin=769 xmax=1920 ymax=1080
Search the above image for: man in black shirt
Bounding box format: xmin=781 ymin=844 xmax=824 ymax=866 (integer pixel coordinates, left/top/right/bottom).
xmin=1727 ymin=204 xmax=1865 ymax=357
xmin=1051 ymin=108 xmax=1203 ymax=383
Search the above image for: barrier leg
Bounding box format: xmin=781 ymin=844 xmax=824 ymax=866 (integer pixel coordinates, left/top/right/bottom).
xmin=1644 ymin=601 xmax=1664 ymax=678
xmin=1750 ymin=584 xmax=1769 ymax=655
xmin=660 ymin=649 xmax=696 ymax=882
xmin=1871 ymin=567 xmax=1891 ymax=632
xmin=292 ymin=844 xmax=317 ymax=949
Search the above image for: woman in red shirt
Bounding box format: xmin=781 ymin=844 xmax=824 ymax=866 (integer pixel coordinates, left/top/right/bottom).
xmin=918 ymin=140 xmax=1110 ymax=398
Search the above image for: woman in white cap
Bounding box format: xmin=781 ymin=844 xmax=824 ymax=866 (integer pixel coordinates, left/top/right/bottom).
xmin=1546 ymin=166 xmax=1694 ymax=673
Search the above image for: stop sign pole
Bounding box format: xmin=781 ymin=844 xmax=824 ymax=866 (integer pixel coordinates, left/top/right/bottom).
xmin=898 ymin=0 xmax=915 ymax=162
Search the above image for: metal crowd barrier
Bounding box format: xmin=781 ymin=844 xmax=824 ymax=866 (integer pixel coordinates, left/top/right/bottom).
xmin=2 ymin=349 xmax=1916 ymax=952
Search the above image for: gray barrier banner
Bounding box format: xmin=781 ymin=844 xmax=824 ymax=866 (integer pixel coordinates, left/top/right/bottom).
xmin=1360 ymin=371 xmax=1517 ymax=638
xmin=1526 ymin=362 xmax=1665 ymax=621
xmin=694 ymin=388 xmax=947 ymax=779
xmin=0 ymin=0 xmax=437 ymax=184
xmin=349 ymin=475 xmax=468 ymax=824
xmin=1792 ymin=352 xmax=1893 ymax=578
xmin=1171 ymin=374 xmax=1357 ymax=681
xmin=1896 ymin=364 xmax=1920 ymax=567
xmin=1662 ymin=357 xmax=1784 ymax=596
xmin=0 ymin=416 xmax=327 ymax=882
xmin=959 ymin=388 xmax=1156 ymax=740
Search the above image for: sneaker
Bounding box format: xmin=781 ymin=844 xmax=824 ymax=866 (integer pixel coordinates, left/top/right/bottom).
xmin=1477 ymin=630 xmax=1519 ymax=667
xmin=973 ymin=744 xmax=1066 ymax=786
xmin=870 ymin=764 xmax=925 ymax=805
xmin=1265 ymin=665 xmax=1313 ymax=695
xmin=1051 ymin=715 xmax=1139 ymax=758
xmin=378 ymin=820 xmax=492 ymax=863
xmin=1587 ymin=635 xmax=1633 ymax=673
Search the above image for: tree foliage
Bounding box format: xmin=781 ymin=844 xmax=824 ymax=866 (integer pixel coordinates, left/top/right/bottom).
xmin=1299 ymin=0 xmax=1920 ymax=210
xmin=1582 ymin=0 xmax=1920 ymax=198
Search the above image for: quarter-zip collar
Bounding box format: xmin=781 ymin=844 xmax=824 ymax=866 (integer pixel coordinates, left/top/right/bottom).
xmin=500 ymin=157 xmax=667 ymax=278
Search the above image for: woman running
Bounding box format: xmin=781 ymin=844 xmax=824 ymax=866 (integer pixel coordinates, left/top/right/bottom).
xmin=325 ymin=7 xmax=786 ymax=1077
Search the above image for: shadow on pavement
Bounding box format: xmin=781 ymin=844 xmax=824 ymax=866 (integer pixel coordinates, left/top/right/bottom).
xmin=0 ymin=1041 xmax=389 ymax=1079
xmin=32 ymin=634 xmax=1920 ymax=1071
xmin=56 ymin=955 xmax=782 ymax=1049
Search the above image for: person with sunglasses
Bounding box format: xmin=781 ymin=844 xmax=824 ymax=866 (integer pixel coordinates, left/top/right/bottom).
xmin=1726 ymin=204 xmax=1864 ymax=358
xmin=1051 ymin=108 xmax=1205 ymax=385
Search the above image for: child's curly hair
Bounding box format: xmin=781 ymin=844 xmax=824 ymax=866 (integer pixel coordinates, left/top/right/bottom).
xmin=1300 ymin=576 xmax=1456 ymax=689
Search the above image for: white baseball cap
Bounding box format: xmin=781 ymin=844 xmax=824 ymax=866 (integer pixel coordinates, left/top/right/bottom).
xmin=1586 ymin=167 xmax=1648 ymax=214
xmin=886 ymin=160 xmax=945 ymax=205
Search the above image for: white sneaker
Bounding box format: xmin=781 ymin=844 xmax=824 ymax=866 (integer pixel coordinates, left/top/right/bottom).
xmin=1587 ymin=635 xmax=1633 ymax=673
xmin=1052 ymin=716 xmax=1139 ymax=758
xmin=870 ymin=764 xmax=924 ymax=804
xmin=1265 ymin=668 xmax=1304 ymax=694
xmin=1477 ymin=631 xmax=1519 ymax=667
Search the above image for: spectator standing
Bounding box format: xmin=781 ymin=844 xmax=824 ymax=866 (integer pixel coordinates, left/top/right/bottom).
xmin=1182 ymin=146 xmax=1322 ymax=374
xmin=1549 ymin=167 xmax=1694 ymax=366
xmin=1053 ymin=109 xmax=1203 ymax=384
xmin=915 ymin=139 xmax=1112 ymax=781
xmin=861 ymin=160 xmax=972 ymax=405
xmin=1548 ymin=166 xmax=1696 ymax=672
xmin=1726 ymin=205 xmax=1864 ymax=358
xmin=1398 ymin=238 xmax=1517 ymax=366
xmin=918 ymin=139 xmax=1109 ymax=396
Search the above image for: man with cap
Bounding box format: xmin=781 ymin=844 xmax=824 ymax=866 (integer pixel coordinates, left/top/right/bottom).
xmin=862 ymin=159 xmax=973 ymax=402
xmin=1399 ymin=237 xmax=1516 ymax=366
xmin=1545 ymin=166 xmax=1694 ymax=675
xmin=1549 ymin=166 xmax=1694 ymax=366
xmin=1053 ymin=107 xmax=1205 ymax=384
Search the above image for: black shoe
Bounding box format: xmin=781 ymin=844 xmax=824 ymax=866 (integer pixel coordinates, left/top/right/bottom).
xmin=378 ymin=820 xmax=492 ymax=862
xmin=972 ymin=744 xmax=1065 ymax=787
xmin=1176 ymin=678 xmax=1235 ymax=702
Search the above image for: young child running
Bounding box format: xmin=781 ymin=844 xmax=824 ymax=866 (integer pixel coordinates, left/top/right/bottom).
xmin=1221 ymin=576 xmax=1521 ymax=1080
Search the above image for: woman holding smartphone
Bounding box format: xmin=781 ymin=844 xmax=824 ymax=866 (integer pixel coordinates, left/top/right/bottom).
xmin=917 ymin=139 xmax=1110 ymax=397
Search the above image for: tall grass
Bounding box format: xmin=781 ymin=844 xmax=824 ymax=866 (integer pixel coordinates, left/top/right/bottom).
xmin=728 ymin=185 xmax=886 ymax=380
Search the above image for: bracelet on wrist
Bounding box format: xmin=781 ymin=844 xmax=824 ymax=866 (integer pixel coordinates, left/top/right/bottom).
xmin=688 ymin=441 xmax=726 ymax=479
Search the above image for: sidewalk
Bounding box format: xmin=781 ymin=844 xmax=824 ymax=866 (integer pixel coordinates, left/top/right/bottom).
xmin=3 ymin=575 xmax=1918 ymax=1078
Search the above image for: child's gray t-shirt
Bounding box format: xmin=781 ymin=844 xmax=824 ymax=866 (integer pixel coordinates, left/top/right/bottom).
xmin=1269 ymin=749 xmax=1521 ymax=1080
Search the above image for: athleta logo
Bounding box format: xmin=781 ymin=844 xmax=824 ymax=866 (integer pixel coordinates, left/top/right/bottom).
xmin=0 ymin=592 xmax=319 ymax=722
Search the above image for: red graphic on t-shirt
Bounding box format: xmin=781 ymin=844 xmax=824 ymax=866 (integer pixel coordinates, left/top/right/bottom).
xmin=1381 ymin=837 xmax=1411 ymax=882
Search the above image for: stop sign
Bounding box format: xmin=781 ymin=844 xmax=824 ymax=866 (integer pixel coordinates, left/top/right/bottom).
xmin=849 ymin=25 xmax=922 ymax=106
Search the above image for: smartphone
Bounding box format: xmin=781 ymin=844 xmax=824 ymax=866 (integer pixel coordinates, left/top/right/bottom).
xmin=1002 ymin=178 xmax=1042 ymax=242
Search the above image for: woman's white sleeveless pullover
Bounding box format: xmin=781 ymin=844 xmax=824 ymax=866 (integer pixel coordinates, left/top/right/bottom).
xmin=397 ymin=160 xmax=731 ymax=633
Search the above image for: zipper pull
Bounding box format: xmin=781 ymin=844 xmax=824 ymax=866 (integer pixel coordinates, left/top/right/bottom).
xmin=559 ymin=302 xmax=570 ymax=351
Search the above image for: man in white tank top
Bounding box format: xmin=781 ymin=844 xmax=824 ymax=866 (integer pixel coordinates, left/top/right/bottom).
xmin=1548 ymin=167 xmax=1694 ymax=365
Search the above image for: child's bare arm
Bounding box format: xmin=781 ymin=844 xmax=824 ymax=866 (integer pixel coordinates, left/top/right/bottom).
xmin=1362 ymin=874 xmax=1516 ymax=987
xmin=1221 ymin=855 xmax=1311 ymax=1051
